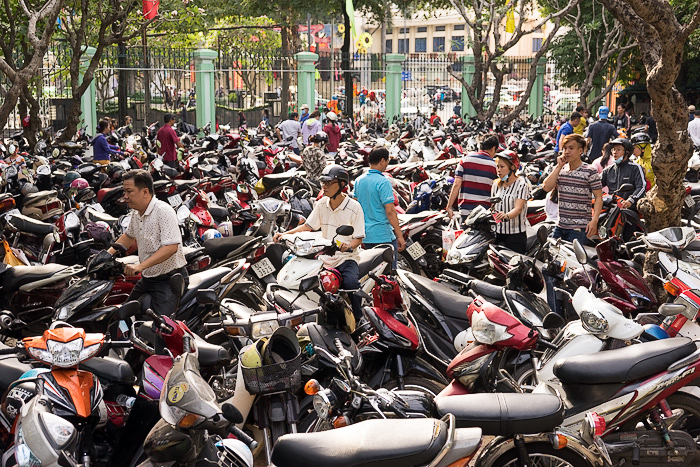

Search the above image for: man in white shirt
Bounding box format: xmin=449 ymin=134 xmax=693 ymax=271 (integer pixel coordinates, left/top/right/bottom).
xmin=274 ymin=165 xmax=366 ymax=320
xmin=276 ymin=112 xmax=302 ymax=155
xmin=689 ymin=110 xmax=700 ymax=147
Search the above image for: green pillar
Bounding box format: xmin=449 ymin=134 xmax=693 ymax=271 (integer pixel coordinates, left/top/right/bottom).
xmin=79 ymin=47 xmax=97 ymax=134
xmin=191 ymin=49 xmax=218 ymax=130
xmin=385 ymin=54 xmax=405 ymax=124
xmin=295 ymin=51 xmax=319 ymax=112
xmin=528 ymin=57 xmax=546 ymax=118
xmin=460 ymin=55 xmax=476 ymax=119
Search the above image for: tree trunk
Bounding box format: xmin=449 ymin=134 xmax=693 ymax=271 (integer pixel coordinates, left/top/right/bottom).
xmin=21 ymin=85 xmax=42 ymax=149
xmin=118 ymin=41 xmax=128 ymax=123
xmin=281 ymin=24 xmax=290 ymax=118
xmin=342 ymin=8 xmax=353 ymax=122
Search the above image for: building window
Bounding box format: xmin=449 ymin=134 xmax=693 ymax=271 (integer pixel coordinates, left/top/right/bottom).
xmin=532 ymin=37 xmax=543 ymax=52
xmin=451 ymin=36 xmax=464 ymax=52
xmin=398 ymin=38 xmax=409 ymax=53
xmin=435 ymin=26 xmax=445 ymax=32
xmin=386 ymin=29 xmax=392 ymax=35
xmin=454 ymin=24 xmax=465 ymax=31
xmin=433 ymin=37 xmax=445 ymax=52
xmin=385 ymin=39 xmax=392 ymax=53
xmin=415 ymin=38 xmax=427 ymax=53
xmin=399 ymin=27 xmax=409 ymax=34
xmin=417 ymin=27 xmax=427 ymax=33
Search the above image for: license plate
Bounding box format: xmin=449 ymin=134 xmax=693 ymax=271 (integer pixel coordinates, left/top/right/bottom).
xmin=251 ymin=257 xmax=275 ymax=278
xmin=406 ymin=241 xmax=426 ymax=260
xmin=168 ymin=194 xmax=183 ymax=207
xmin=685 ymin=195 xmax=695 ymax=208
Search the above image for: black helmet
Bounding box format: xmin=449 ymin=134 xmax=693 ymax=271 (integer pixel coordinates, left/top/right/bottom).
xmin=319 ymin=164 xmax=349 ymax=185
xmin=610 ymin=137 xmax=634 ymax=156
xmin=310 ymin=130 xmax=328 ymax=144
xmin=63 ymin=171 xmax=80 ymax=188
xmin=631 ymin=132 xmax=651 ymax=146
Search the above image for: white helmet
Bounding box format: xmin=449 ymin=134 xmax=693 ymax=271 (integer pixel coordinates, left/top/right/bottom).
xmin=326 ymin=111 xmax=337 ymax=121
xmin=201 ymin=228 xmax=222 ymax=242
xmin=454 ymin=328 xmax=475 ymax=352
xmin=217 ymin=221 xmax=234 ymax=237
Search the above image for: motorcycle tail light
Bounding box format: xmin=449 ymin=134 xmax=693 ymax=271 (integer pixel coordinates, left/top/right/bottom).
xmin=584 ymin=412 xmax=606 ymax=437
xmin=253 ymin=246 xmax=265 ymax=261
xmin=664 ymin=282 xmax=681 ymax=297
xmin=189 ymin=256 xmax=211 ymax=271
xmin=0 ymin=197 xmax=15 ymax=212
xmin=41 ymin=200 xmax=61 ymax=214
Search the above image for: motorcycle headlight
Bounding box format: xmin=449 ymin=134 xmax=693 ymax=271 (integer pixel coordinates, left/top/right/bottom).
xmin=160 ymin=402 xmax=205 ymax=429
xmin=471 ymin=310 xmax=513 ymax=345
xmin=40 ymin=412 xmax=76 ymax=450
xmin=581 ymin=310 xmax=609 ymax=334
xmin=313 ymin=390 xmax=336 ymax=420
xmin=251 ymin=319 xmax=279 ymax=339
xmin=46 ymin=338 xmax=83 ymax=367
xmin=15 ymin=426 xmax=42 ymax=467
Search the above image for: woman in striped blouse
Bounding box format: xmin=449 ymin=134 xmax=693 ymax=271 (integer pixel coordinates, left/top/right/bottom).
xmin=491 ymin=152 xmax=531 ymax=254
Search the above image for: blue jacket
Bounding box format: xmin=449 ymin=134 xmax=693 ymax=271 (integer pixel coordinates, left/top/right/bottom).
xmin=92 ymin=133 xmax=119 ymax=161
xmin=554 ymin=122 xmax=574 ymax=153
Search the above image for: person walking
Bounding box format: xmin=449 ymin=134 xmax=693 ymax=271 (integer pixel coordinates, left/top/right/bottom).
xmin=299 ymin=104 xmax=311 ymax=124
xmin=445 ymin=134 xmax=499 ymax=222
xmin=543 ymin=134 xmax=603 ymax=244
xmin=491 ymin=153 xmax=531 ymax=254
xmin=289 ymin=130 xmax=328 ymax=182
xmin=554 ymin=112 xmax=581 ymax=154
xmin=354 ymin=146 xmax=406 ymax=268
xmin=92 ymin=119 xmax=120 ymax=165
xmin=573 ymin=105 xmax=588 ymax=135
xmin=276 ymin=112 xmax=302 ymax=155
xmin=324 ymin=111 xmax=341 ymax=156
xmin=302 ymin=110 xmax=322 ymax=146
xmin=688 ymin=109 xmax=700 ymax=147
xmin=613 ymin=103 xmax=631 ymax=135
xmin=157 ymin=113 xmax=184 ymax=169
xmin=107 ymin=170 xmax=188 ymax=316
xmin=585 ymin=106 xmax=618 ymax=162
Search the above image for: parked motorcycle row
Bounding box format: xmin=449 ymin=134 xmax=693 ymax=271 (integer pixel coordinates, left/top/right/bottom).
xmin=0 ymin=114 xmax=699 ymax=467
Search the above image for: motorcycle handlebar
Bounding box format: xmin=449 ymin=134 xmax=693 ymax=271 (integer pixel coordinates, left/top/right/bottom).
xmin=538 ymin=338 xmax=559 ymax=351
xmin=0 ymin=346 xmax=18 ymax=355
xmin=145 ymin=309 xmax=174 ymax=334
xmin=229 ymin=425 xmax=258 ymax=450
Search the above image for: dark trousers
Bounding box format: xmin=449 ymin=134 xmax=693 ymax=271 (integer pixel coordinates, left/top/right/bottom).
xmin=362 ymin=239 xmax=398 ymax=270
xmin=129 ymin=267 xmax=189 ymax=316
xmin=335 ymin=260 xmax=363 ymax=321
xmin=164 ymin=159 xmax=178 ymax=169
xmin=551 ymin=226 xmax=589 ymax=245
xmin=495 ymin=232 xmax=527 ymax=254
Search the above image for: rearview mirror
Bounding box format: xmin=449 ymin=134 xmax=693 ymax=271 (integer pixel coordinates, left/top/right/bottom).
xmin=542 ymin=312 xmax=565 ymax=330
xmin=116 ymin=300 xmax=141 ymax=321
xmin=381 ymin=246 xmax=396 ymax=264
xmin=169 ymin=274 xmax=185 ymax=299
xmin=196 ymin=289 xmax=218 ymax=305
xmin=658 ymin=303 xmax=688 ymax=317
xmin=537 ymin=225 xmax=549 ymax=246
xmin=572 ymin=239 xmax=588 ymax=265
xmin=336 ymin=225 xmax=354 ymax=237
xmin=299 ymin=276 xmax=319 ymax=293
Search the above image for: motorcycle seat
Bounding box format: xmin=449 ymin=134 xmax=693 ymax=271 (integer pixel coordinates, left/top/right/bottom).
xmin=3 ymin=264 xmax=68 ymax=292
xmin=554 ymin=337 xmax=696 ymax=385
xmin=271 ymin=289 xmax=319 ymax=313
xmin=436 ymin=393 xmax=563 ymax=436
xmin=407 ymin=272 xmax=472 ymax=321
xmin=85 ymin=209 xmax=119 ymax=226
xmin=203 ymin=236 xmax=257 ymax=261
xmin=153 ymin=179 xmax=171 ymax=190
xmin=173 ymin=179 xmax=199 ymax=187
xmin=397 ymin=212 xmax=432 ymax=225
xmin=183 ymin=246 xmax=205 ymax=262
xmin=81 ymin=355 xmax=135 ymax=384
xmin=208 ymin=203 xmax=229 ymax=220
xmin=262 ymin=172 xmax=292 ymax=189
xmin=489 ymin=244 xmax=521 ymax=265
xmin=7 ymin=213 xmax=55 ymax=236
xmin=179 ymin=267 xmax=231 ymax=305
xmin=468 ymin=279 xmax=503 ymax=300
xmin=193 ymin=334 xmax=231 ymax=365
xmin=358 ymin=246 xmax=392 ymax=277
xmin=272 ymin=418 xmax=456 ymax=467
xmin=23 ymin=190 xmax=57 ymax=202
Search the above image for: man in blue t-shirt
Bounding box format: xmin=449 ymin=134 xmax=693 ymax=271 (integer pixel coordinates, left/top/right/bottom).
xmin=353 ymin=146 xmax=406 ymax=268
xmin=554 ymin=111 xmax=581 ymax=154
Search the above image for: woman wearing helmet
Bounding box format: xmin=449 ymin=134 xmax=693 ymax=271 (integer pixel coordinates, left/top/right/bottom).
xmin=603 ymin=138 xmax=647 ymax=210
xmin=273 ymin=164 xmax=366 ymax=321
xmin=323 ymin=112 xmax=341 ymax=157
xmin=631 ymin=132 xmax=654 ymax=189
xmin=491 ymin=151 xmax=531 ymax=254
xmin=290 ymin=130 xmax=328 ymax=182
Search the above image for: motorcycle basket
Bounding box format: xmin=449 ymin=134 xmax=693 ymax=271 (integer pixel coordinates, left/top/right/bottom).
xmin=240 ymin=352 xmax=301 ymax=395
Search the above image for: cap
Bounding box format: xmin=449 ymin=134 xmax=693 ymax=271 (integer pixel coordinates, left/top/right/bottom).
xmin=326 ymin=111 xmax=337 ymax=121
xmin=689 ymin=105 xmax=696 ymax=112
xmin=598 ymin=106 xmax=610 ymax=120
xmin=301 ymin=104 xmax=310 ymax=110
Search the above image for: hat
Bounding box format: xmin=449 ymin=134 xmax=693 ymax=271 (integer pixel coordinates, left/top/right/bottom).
xmin=301 ymin=104 xmax=310 ymax=110
xmin=689 ymin=105 xmax=696 ymax=112
xmin=598 ymin=106 xmax=610 ymax=120
xmin=326 ymin=111 xmax=337 ymax=121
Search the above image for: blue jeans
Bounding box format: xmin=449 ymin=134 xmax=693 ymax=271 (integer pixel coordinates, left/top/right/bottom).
xmin=335 ymin=260 xmax=363 ymax=320
xmin=551 ymin=226 xmax=589 ymax=245
xmin=362 ymin=239 xmax=398 ymax=270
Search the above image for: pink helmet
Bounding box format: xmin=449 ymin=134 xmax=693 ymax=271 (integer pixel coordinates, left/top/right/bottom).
xmin=71 ymin=178 xmax=89 ymax=190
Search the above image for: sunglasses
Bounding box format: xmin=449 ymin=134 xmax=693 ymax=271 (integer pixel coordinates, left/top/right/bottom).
xmin=321 ymin=180 xmax=338 ymax=187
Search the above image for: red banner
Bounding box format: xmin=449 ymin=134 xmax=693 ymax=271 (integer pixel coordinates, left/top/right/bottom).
xmin=143 ymin=0 xmax=159 ymax=20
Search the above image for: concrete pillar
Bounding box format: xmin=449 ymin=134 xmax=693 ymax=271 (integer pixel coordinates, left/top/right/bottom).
xmin=295 ymin=51 xmax=319 ymax=111
xmin=460 ymin=55 xmax=476 ymax=120
xmin=79 ymin=47 xmax=97 ymax=134
xmin=191 ymin=49 xmax=218 ymax=130
xmin=528 ymin=57 xmax=546 ymax=118
xmin=385 ymin=54 xmax=405 ymax=124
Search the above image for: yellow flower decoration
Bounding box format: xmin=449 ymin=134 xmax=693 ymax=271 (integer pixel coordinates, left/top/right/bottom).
xmin=337 ymin=24 xmax=345 ymax=34
xmin=359 ymin=32 xmax=373 ymax=48
xmin=357 ymin=46 xmax=367 ymax=54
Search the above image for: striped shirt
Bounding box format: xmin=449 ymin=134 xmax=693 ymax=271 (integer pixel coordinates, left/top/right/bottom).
xmin=454 ymin=152 xmax=498 ymax=217
xmin=491 ymin=176 xmax=531 ymax=234
xmin=557 ymin=162 xmax=602 ymax=230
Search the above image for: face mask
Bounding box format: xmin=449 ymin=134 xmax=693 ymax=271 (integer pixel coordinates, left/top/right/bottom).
xmin=615 ymin=156 xmax=624 ymax=164
xmin=500 ymin=174 xmax=510 ymax=182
